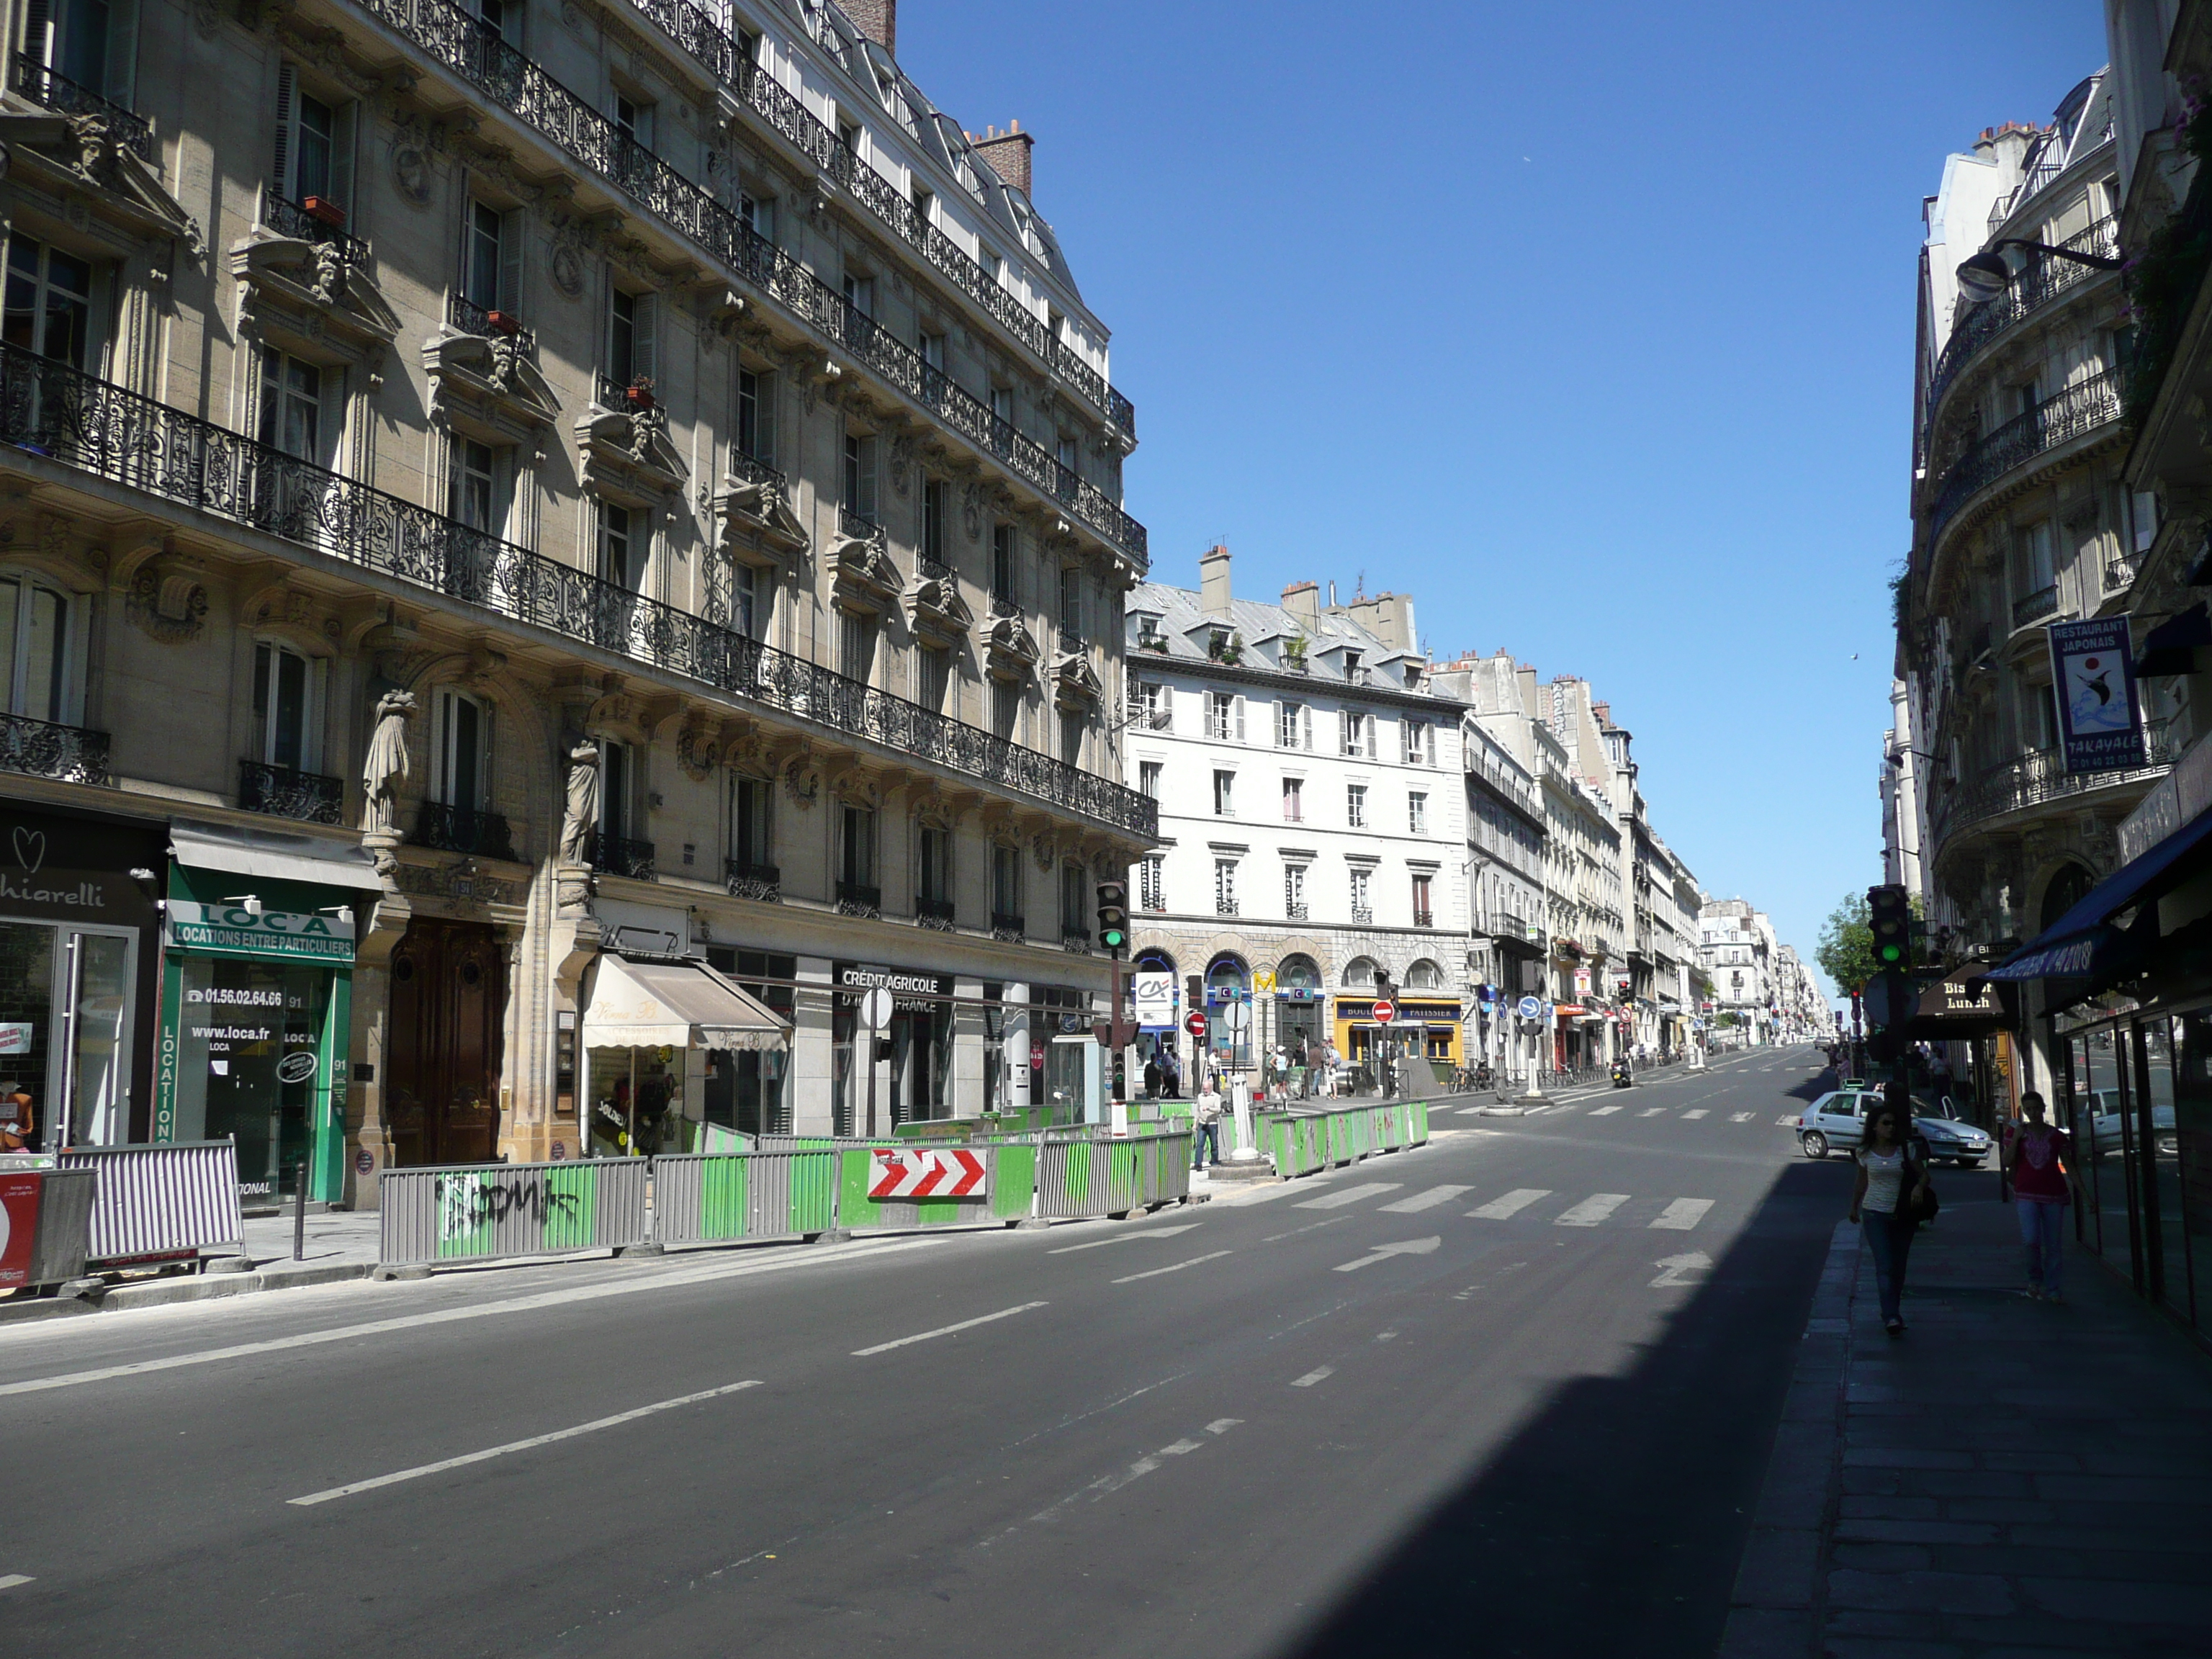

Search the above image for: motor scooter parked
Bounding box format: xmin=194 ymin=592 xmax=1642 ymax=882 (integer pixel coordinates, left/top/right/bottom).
xmin=1609 ymin=1059 xmax=1633 ymax=1089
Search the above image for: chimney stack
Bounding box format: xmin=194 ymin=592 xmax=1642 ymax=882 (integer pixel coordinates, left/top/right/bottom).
xmin=1280 ymin=580 xmax=1319 ymax=631
xmin=1199 ymin=543 xmax=1232 ymax=619
xmin=844 ymin=0 xmax=895 ymax=54
xmin=971 ymin=120 xmax=1034 ymax=196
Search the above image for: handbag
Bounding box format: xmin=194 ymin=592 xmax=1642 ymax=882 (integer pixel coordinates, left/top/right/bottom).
xmin=1909 ymin=1156 xmax=1941 ymax=1223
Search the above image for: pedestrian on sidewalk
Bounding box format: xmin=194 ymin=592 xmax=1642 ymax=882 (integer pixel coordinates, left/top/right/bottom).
xmin=2006 ymin=1090 xmax=2077 ymax=1303
xmin=1192 ymin=1079 xmax=1223 ymax=1172
xmin=1851 ymin=1102 xmax=1932 ymax=1337
xmin=1143 ymin=1054 xmax=1162 ymax=1101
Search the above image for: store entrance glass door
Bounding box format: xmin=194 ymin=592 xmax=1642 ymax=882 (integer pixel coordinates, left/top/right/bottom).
xmin=0 ymin=918 xmax=135 ymax=1148
xmin=172 ymin=956 xmax=331 ymax=1199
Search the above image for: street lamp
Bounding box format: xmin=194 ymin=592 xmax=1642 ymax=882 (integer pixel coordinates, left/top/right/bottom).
xmin=1954 ymin=237 xmax=2123 ymax=305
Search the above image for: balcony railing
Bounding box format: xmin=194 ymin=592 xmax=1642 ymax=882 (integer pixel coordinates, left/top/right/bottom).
xmin=595 ymin=372 xmax=655 ymax=411
xmin=1928 ymin=369 xmax=2121 ymax=536
xmin=836 ymin=878 xmax=881 ymax=919
xmin=340 ymin=0 xmax=1145 ymax=562
xmin=1927 ymin=217 xmax=2118 ymax=419
xmin=990 ymin=593 xmax=1020 ymax=619
xmin=916 ymin=894 xmax=956 ymax=930
xmin=445 ymin=292 xmax=535 ymax=353
xmin=726 ymin=448 xmax=788 ymax=503
xmin=410 ymin=801 xmax=517 ymax=858
xmin=1286 ymin=901 xmax=1310 ymax=920
xmin=724 ymin=858 xmax=781 ymax=902
xmin=839 ymin=505 xmax=886 ymax=548
xmin=916 ymin=554 xmax=953 ymax=583
xmin=1349 ymin=904 xmax=1373 ymax=925
xmin=1215 ymin=899 xmax=1238 ymax=917
xmin=12 ymin=55 xmax=154 ymax=159
xmin=0 ymin=711 xmax=109 ymax=785
xmin=0 ymin=344 xmax=1159 ymax=842
xmin=1491 ymin=911 xmax=1529 ymax=940
xmin=1930 ymin=719 xmax=2175 ymax=853
xmin=239 ymin=760 xmax=343 ymax=824
xmin=2011 ymin=585 xmax=2060 ymax=629
xmin=592 ymin=833 xmax=656 ymax=881
xmin=259 ymin=193 xmax=370 ymax=267
xmin=1061 ymin=927 xmax=1092 ymax=952
xmin=991 ymin=910 xmax=1025 ymax=941
xmin=1413 ymin=909 xmax=1434 ymax=929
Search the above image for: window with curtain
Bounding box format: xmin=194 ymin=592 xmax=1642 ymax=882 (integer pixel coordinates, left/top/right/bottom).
xmin=0 ymin=572 xmax=71 ymax=722
xmin=253 ymin=641 xmax=322 ymax=770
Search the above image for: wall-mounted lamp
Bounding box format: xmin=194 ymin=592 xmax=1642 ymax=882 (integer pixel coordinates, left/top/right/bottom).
xmin=222 ymin=894 xmax=265 ymax=917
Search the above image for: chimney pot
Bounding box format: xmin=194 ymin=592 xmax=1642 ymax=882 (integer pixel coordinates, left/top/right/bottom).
xmin=972 ymin=126 xmax=1035 ymax=197
xmin=1199 ymin=543 xmax=1232 ymax=619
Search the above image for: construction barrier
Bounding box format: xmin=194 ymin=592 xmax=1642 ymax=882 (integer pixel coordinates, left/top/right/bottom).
xmin=652 ymin=1148 xmax=837 ymax=1246
xmin=1035 ymin=1130 xmax=1192 ymax=1219
xmin=1250 ymin=1101 xmax=1431 ymax=1184
xmin=832 ymin=1141 xmax=1038 ymax=1231
xmin=58 ymin=1139 xmax=245 ymax=1266
xmin=378 ymin=1157 xmax=649 ymax=1266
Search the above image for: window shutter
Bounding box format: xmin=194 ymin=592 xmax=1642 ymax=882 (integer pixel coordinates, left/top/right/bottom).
xmin=1340 ymin=710 xmax=1351 ymax=754
xmin=1158 ymin=684 xmax=1172 ymax=728
xmin=1233 ymin=695 xmax=1245 ymax=743
xmin=272 ymin=60 xmax=295 ymax=197
xmin=1366 ymin=717 xmax=1377 ymax=759
xmin=499 ymin=208 xmax=523 ymax=313
xmin=103 ymin=0 xmax=138 ymax=105
xmin=24 ymin=0 xmax=51 ymax=66
xmin=633 ymin=292 xmax=656 ymax=382
xmin=1302 ymin=706 xmax=1312 ymax=750
xmin=330 ymin=97 xmax=356 ymax=215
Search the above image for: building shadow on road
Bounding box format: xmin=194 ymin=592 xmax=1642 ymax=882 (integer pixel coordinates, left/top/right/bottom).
xmin=1274 ymin=1158 xmax=1851 ymax=1659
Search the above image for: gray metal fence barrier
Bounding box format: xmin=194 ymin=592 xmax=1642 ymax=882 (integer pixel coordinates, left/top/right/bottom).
xmin=57 ymin=1139 xmax=245 ymax=1265
xmin=378 ymin=1157 xmax=649 ymax=1267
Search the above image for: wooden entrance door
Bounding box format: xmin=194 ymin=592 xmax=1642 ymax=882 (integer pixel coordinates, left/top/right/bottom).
xmin=386 ymin=919 xmax=506 ymax=1166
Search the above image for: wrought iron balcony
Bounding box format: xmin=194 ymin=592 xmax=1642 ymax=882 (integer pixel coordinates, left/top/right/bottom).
xmin=2105 ymin=555 xmax=2138 ymax=593
xmin=915 ymin=554 xmax=953 ymax=583
xmin=1491 ymin=910 xmax=1529 ymax=940
xmin=1928 ymin=720 xmax=2174 ymax=854
xmin=595 ymin=372 xmax=655 ymax=411
xmin=991 ymin=910 xmax=1025 ymax=940
xmin=0 ymin=711 xmax=109 ymax=784
xmin=2011 ymin=585 xmax=2060 ymax=629
xmin=12 ymin=55 xmax=153 ymax=158
xmin=338 ymin=0 xmax=1145 ymax=562
xmin=259 ymin=193 xmax=369 ymax=267
xmin=445 ymin=292 xmax=535 ymax=352
xmin=1215 ymin=899 xmax=1239 ymax=918
xmin=1062 ymin=927 xmax=1093 ymax=952
xmin=990 ymin=593 xmax=1020 ymax=619
xmin=725 ymin=858 xmax=781 ymax=902
xmin=0 ymin=344 xmax=1159 ymax=842
xmin=916 ymin=895 xmax=956 ymax=930
xmin=726 ymin=448 xmax=788 ymax=501
xmin=1926 ymin=217 xmax=2118 ymax=421
xmin=836 ymin=878 xmax=881 ymax=919
xmin=1928 ymin=369 xmax=2121 ymax=536
xmin=239 ymin=760 xmax=343 ymax=824
xmin=839 ymin=505 xmax=886 ymax=547
xmin=1413 ymin=909 xmax=1435 ymax=930
xmin=1286 ymin=901 xmax=1310 ymax=920
xmin=1349 ymin=905 xmax=1374 ymax=925
xmin=411 ymin=801 xmax=517 ymax=858
xmin=591 ymin=833 xmax=657 ymax=881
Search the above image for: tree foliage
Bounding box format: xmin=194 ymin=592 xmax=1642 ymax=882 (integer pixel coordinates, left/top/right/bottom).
xmin=1816 ymin=891 xmax=1879 ymax=996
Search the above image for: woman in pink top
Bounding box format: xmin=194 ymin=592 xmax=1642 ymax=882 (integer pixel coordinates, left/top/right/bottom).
xmin=2008 ymin=1091 xmax=2077 ymax=1302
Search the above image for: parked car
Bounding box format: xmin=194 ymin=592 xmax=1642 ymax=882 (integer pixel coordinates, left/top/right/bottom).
xmin=1797 ymin=1089 xmax=1990 ymax=1166
xmin=1909 ymin=1095 xmax=1992 ymax=1167
xmin=2081 ymin=1089 xmax=2178 ymax=1156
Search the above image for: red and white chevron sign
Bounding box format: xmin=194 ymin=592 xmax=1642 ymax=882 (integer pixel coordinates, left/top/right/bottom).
xmin=868 ymin=1148 xmax=987 ymax=1200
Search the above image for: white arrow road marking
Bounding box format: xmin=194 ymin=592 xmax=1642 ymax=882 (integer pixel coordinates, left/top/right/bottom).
xmin=1112 ymin=1251 xmax=1234 ymax=1285
xmin=1290 ymin=1365 xmax=1335 ymax=1388
xmin=1030 ymin=1420 xmax=1241 ymax=1523
xmin=1377 ymin=1184 xmax=1473 ymax=1213
xmin=1650 ymin=1251 xmax=1712 ymax=1287
xmin=1731 ymin=1112 xmax=1755 ymax=1123
xmin=1554 ymin=1195 xmax=1631 ymax=1227
xmin=1295 ymin=1182 xmax=1403 ymax=1210
xmin=1048 ymin=1223 xmax=1202 ymax=1254
xmin=0 ymin=1576 xmax=32 ymax=1592
xmin=1468 ymin=1189 xmax=1551 ymax=1220
xmin=289 ymin=1380 xmax=764 ymax=1505
xmin=1650 ymin=1199 xmax=1714 ymax=1231
xmin=1587 ymin=1105 xmax=1622 ymax=1116
xmin=853 ymin=1302 xmax=1050 ymax=1356
xmin=1334 ymin=1237 xmax=1442 ymax=1273
xmin=1681 ymin=1109 xmax=1709 ymax=1120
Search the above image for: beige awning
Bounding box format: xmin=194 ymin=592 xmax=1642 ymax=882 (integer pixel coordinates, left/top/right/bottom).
xmin=580 ymin=956 xmax=789 ymax=1052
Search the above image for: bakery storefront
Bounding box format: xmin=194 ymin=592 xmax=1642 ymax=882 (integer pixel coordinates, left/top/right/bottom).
xmin=156 ymin=825 xmax=385 ymax=1202
xmin=581 ymin=953 xmax=788 ymax=1155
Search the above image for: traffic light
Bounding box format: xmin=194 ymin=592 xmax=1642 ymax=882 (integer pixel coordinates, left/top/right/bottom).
xmin=1095 ymin=881 xmax=1128 ymax=956
xmin=1867 ymin=884 xmax=1912 ymax=974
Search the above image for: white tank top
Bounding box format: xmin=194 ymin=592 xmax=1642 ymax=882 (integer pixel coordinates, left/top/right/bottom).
xmin=1860 ymin=1146 xmax=1905 ymax=1215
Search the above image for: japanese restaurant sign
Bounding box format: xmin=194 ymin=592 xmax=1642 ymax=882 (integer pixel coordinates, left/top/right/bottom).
xmin=2047 ymin=618 xmax=2145 ymax=775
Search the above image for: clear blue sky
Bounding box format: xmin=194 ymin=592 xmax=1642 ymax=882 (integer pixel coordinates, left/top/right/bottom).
xmin=901 ymin=0 xmax=2106 ymax=999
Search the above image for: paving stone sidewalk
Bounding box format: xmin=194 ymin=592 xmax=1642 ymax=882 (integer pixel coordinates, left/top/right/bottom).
xmin=1722 ymin=1179 xmax=2212 ymax=1658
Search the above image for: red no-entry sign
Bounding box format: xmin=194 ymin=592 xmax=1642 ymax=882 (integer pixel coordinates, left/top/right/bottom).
xmin=1372 ymin=999 xmax=1397 ymax=1025
xmin=1184 ymin=1010 xmax=1208 ymax=1037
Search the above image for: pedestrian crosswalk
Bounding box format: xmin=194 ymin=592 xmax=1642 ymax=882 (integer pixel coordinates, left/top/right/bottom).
xmin=1276 ymin=1181 xmax=1719 ymax=1233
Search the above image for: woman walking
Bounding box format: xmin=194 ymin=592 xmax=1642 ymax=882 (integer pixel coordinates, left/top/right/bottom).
xmin=1850 ymin=1102 xmax=1931 ymax=1336
xmin=2007 ymin=1091 xmax=2076 ymax=1302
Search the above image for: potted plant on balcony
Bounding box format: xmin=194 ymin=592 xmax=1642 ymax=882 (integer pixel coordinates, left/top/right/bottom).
xmin=487 ymin=309 xmax=525 ymax=336
xmin=302 ymin=195 xmax=347 ymax=228
xmin=1282 ymin=635 xmax=1308 ymax=671
xmin=625 ymin=375 xmax=655 ymax=411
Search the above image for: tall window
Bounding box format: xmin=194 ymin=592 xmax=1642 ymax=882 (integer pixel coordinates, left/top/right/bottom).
xmin=1138 ymin=760 xmax=1162 ymax=801
xmin=921 ymin=478 xmax=948 ymax=565
xmin=991 ymin=523 xmax=1015 ymax=601
xmin=1404 ymin=719 xmax=1431 ymax=765
xmin=0 ymin=574 xmax=71 ymax=722
xmin=613 ymin=89 xmax=655 ymax=149
xmin=991 ymin=680 xmax=1019 ymax=740
xmin=598 ymin=501 xmax=639 ymax=588
xmin=841 ymin=270 xmax=873 ymax=317
xmin=1056 ymin=434 xmax=1077 ymax=474
xmin=1139 ymin=854 xmax=1164 ymax=912
xmin=840 ymin=803 xmax=877 ymax=889
xmin=917 ymin=824 xmax=951 ymax=907
xmin=917 ymin=647 xmax=950 ymax=711
xmin=451 ymin=437 xmax=507 ymax=535
xmin=1346 ymin=783 xmax=1367 ymax=829
xmin=1411 ymin=873 xmax=1434 ymax=926
xmin=731 ymin=774 xmax=773 ymax=871
xmin=839 ymin=612 xmax=876 ymax=683
xmin=1277 ymin=700 xmax=1308 ymax=750
xmin=732 ymin=563 xmax=763 ymax=639
xmin=990 ymin=386 xmax=1013 ymax=426
xmin=253 ymin=641 xmax=322 ymax=771
xmin=436 ymin=689 xmax=490 ymax=809
xmin=842 ymin=429 xmax=877 ymax=520
xmin=32 ymin=0 xmax=136 ymax=104
xmin=1214 ymin=858 xmax=1238 ymax=915
xmin=1341 ymin=709 xmax=1370 ymax=757
xmin=1282 ymin=776 xmax=1303 ymax=822
xmin=919 ymin=330 xmax=945 ymax=372
xmin=2 ymin=238 xmax=92 ymax=368
xmin=1058 ymin=567 xmax=1081 ymax=637
xmin=607 ymin=284 xmax=654 ymax=387
xmin=1206 ymin=691 xmax=1240 ymax=742
xmin=992 ymin=844 xmax=1022 ymax=920
xmin=1284 ymin=863 xmax=1307 ymax=916
xmin=462 ymin=199 xmax=518 ymax=315
xmin=1059 ymin=712 xmax=1083 ymax=767
xmin=1408 ymin=791 xmax=1428 ymax=835
xmin=258 ymin=347 xmax=323 ymax=461
xmin=737 ymin=186 xmax=773 ymax=240
xmin=1349 ymin=866 xmax=1371 ymax=914
xmin=1136 ymin=680 xmax=1167 ymax=729
xmin=736 ymin=365 xmax=775 ymax=464
xmin=1060 ymin=863 xmax=1087 ymax=935
xmin=464 ymin=0 xmax=520 ymax=47
xmin=1213 ymin=770 xmax=1234 ymax=817
xmin=599 ymin=738 xmax=631 ymax=842
xmin=272 ymin=66 xmax=354 ymax=212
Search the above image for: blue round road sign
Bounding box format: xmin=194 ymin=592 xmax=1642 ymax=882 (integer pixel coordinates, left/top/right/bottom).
xmin=1517 ymin=996 xmax=1542 ymax=1020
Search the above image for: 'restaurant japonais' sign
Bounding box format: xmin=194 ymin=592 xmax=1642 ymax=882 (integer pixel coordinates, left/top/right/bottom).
xmin=2048 ymin=617 xmax=2145 ymax=776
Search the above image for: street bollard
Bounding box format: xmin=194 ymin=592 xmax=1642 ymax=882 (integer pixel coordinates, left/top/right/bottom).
xmin=292 ymin=1157 xmax=307 ymax=1262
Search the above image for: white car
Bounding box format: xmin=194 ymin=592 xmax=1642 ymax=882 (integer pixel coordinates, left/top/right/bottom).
xmin=2082 ymin=1089 xmax=2178 ymax=1156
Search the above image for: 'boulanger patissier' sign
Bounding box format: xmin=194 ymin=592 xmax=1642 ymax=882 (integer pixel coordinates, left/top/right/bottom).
xmin=2047 ymin=618 xmax=2144 ymax=775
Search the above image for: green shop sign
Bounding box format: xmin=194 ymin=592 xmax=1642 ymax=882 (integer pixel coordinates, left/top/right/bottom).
xmin=166 ymin=901 xmax=357 ymax=963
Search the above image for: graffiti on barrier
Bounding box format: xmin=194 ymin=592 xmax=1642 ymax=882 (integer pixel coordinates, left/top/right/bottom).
xmin=435 ymin=1172 xmax=580 ymax=1241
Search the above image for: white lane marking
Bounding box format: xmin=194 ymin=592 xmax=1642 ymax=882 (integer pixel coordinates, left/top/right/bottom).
xmin=1030 ymin=1421 xmax=1241 ymax=1523
xmin=1587 ymin=1105 xmax=1622 ymax=1117
xmin=1731 ymin=1112 xmax=1755 ymax=1123
xmin=1650 ymin=1199 xmax=1715 ymax=1231
xmin=1047 ymin=1224 xmax=1202 ymax=1254
xmin=853 ymin=1301 xmax=1050 ymax=1357
xmin=1290 ymin=1366 xmax=1335 ymax=1388
xmin=1334 ymin=1237 xmax=1441 ymax=1273
xmin=1775 ymin=1115 xmax=1801 ymax=1127
xmin=1378 ymin=1184 xmax=1473 ymax=1213
xmin=1294 ymin=1182 xmax=1403 ymax=1210
xmin=1111 ymin=1250 xmax=1233 ymax=1285
xmin=1554 ymin=1195 xmax=1631 ymax=1227
xmin=1261 ymin=1216 xmax=1349 ymax=1243
xmin=1468 ymin=1189 xmax=1551 ymax=1220
xmin=0 ymin=1576 xmax=32 ymax=1591
xmin=1650 ymin=1251 xmax=1712 ymax=1287
xmin=1206 ymin=1418 xmax=1241 ymax=1435
xmin=1375 ymin=1330 xmax=1398 ymax=1343
xmin=0 ymin=1238 xmax=938 ymax=1399
xmin=1681 ymin=1110 xmax=1709 ymax=1120
xmin=1638 ymin=1107 xmax=1665 ymax=1118
xmin=289 ymin=1380 xmax=763 ymax=1506
xmin=1215 ymin=1179 xmax=1335 ymax=1206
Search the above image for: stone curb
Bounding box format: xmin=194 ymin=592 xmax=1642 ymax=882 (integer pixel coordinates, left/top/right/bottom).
xmin=1717 ymin=1218 xmax=1858 ymax=1659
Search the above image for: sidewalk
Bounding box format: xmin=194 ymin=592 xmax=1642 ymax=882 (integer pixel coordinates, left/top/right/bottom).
xmin=1722 ymin=1179 xmax=2212 ymax=1657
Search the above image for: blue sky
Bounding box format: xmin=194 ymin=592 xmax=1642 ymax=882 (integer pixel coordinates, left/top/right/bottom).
xmin=902 ymin=0 xmax=2107 ymax=999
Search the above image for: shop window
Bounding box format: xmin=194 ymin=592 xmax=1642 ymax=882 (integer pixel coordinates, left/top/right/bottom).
xmin=2 ymin=236 xmax=94 ymax=369
xmin=252 ymin=640 xmax=323 ymax=771
xmin=0 ymin=917 xmax=134 ymax=1149
xmin=169 ymin=954 xmax=331 ymax=1196
xmin=737 ymin=364 xmax=776 ymax=466
xmin=272 ymin=63 xmax=356 ymax=218
xmin=0 ymin=572 xmax=76 ymax=724
xmin=450 ymin=436 xmax=510 ymax=536
xmin=435 ymin=688 xmax=491 ymax=809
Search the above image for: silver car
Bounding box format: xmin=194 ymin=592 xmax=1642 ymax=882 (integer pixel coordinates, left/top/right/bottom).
xmin=1797 ymin=1089 xmax=1874 ymax=1159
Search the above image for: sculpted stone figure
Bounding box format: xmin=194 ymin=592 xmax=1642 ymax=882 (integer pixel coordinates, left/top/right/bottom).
xmin=360 ymin=690 xmax=416 ymax=838
xmin=559 ymin=739 xmax=601 ymax=864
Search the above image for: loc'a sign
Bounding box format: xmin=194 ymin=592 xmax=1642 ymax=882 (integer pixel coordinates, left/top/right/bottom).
xmin=166 ymin=902 xmax=356 ymax=963
xmin=2049 ymin=618 xmax=2145 ymax=775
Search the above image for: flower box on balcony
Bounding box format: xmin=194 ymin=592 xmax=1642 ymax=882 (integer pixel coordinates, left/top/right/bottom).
xmin=486 ymin=310 xmax=525 ymax=336
xmin=301 ymin=195 xmax=347 ymax=228
xmin=625 ymin=383 xmax=655 ymax=411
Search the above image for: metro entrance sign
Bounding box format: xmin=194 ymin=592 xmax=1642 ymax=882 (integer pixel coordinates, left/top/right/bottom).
xmin=1184 ymin=1011 xmax=1208 ymax=1037
xmin=1372 ymin=999 xmax=1396 ymax=1025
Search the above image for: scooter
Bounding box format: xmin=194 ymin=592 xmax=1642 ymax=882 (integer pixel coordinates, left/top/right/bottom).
xmin=1609 ymin=1060 xmax=1633 ymax=1089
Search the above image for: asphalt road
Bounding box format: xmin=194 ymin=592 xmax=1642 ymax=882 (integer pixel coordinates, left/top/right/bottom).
xmin=0 ymin=1047 xmax=1855 ymax=1659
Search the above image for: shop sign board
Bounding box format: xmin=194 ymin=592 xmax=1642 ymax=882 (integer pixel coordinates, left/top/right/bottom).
xmin=0 ymin=1022 xmax=30 ymax=1055
xmin=2048 ymin=617 xmax=2145 ymax=775
xmin=832 ymin=962 xmax=947 ymax=1014
xmin=1133 ymin=972 xmax=1176 ymax=1029
xmin=166 ymin=902 xmax=356 ymax=963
